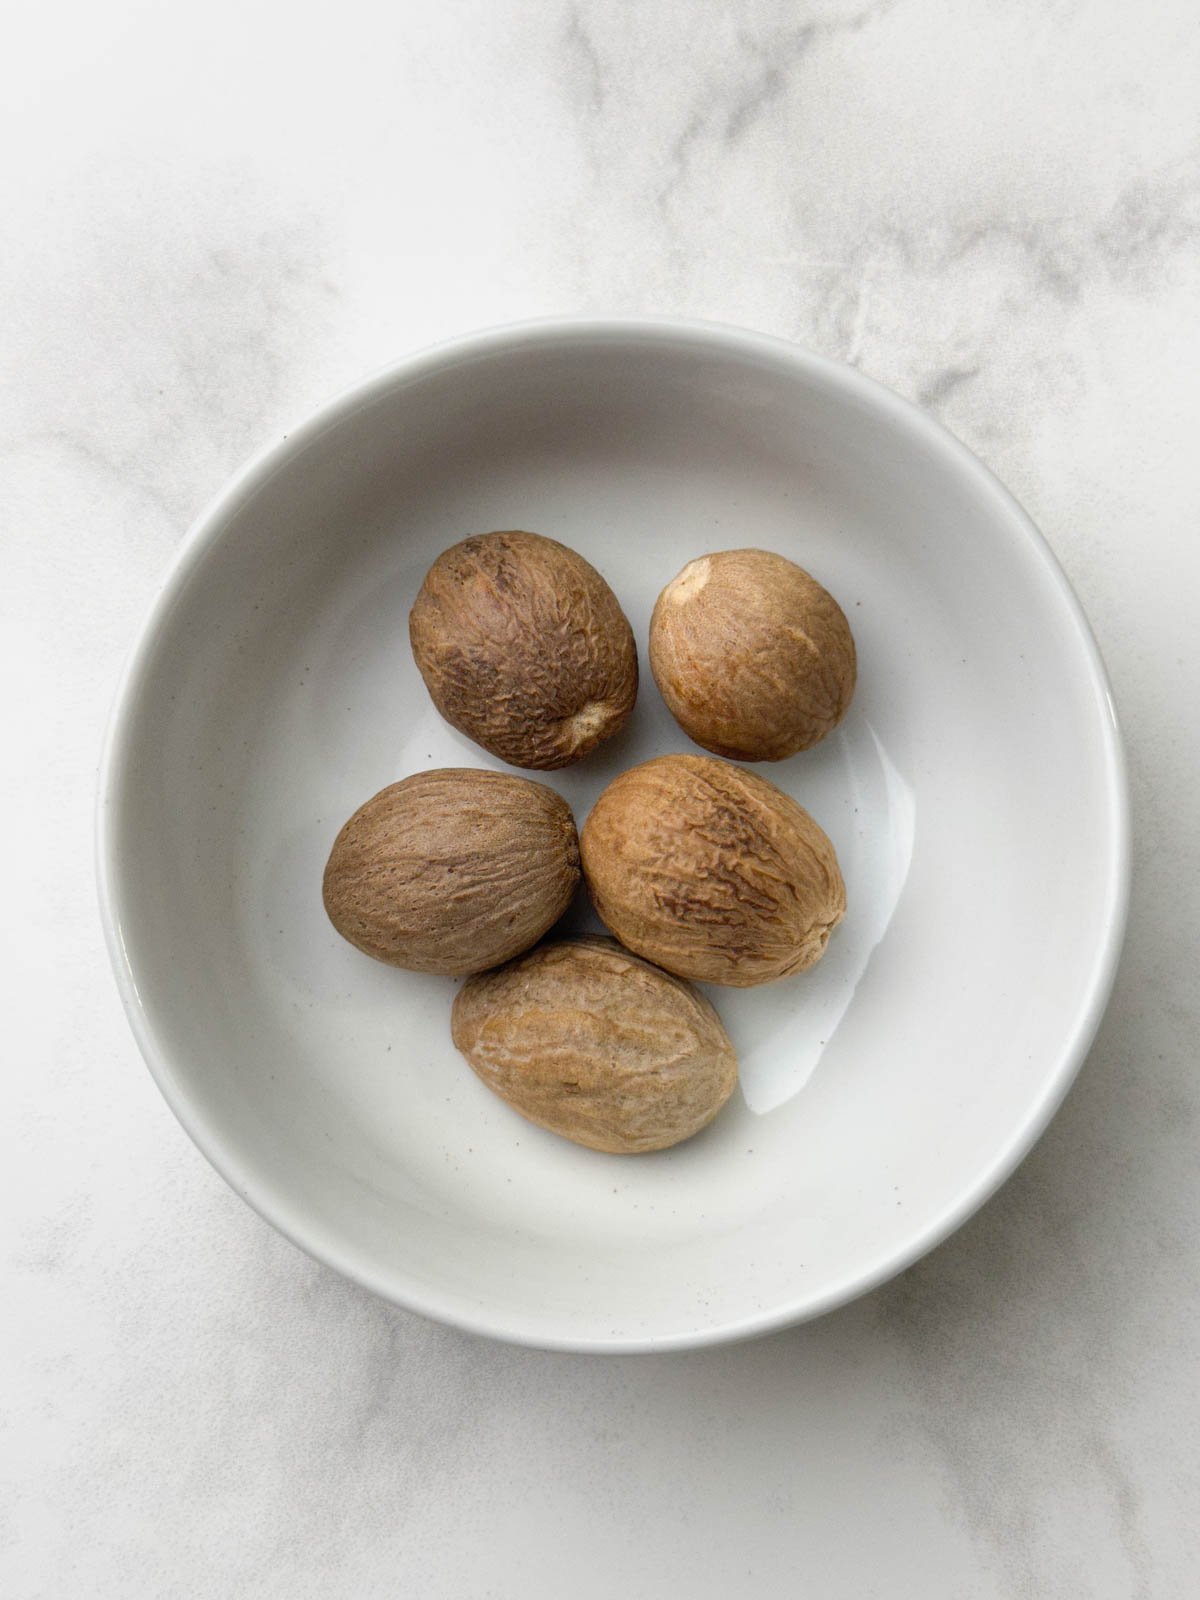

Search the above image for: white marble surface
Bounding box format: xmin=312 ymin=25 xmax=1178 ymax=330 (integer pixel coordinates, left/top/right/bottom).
xmin=3 ymin=1 xmax=1197 ymax=1593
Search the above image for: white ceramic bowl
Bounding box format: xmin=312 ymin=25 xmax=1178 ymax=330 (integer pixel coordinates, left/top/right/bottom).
xmin=98 ymin=318 xmax=1128 ymax=1351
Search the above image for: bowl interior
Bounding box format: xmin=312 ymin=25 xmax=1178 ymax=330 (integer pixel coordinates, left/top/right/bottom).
xmin=103 ymin=325 xmax=1124 ymax=1348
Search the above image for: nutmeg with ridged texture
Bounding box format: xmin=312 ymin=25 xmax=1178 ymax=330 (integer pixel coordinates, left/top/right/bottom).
xmin=580 ymin=754 xmax=845 ymax=987
xmin=409 ymin=531 xmax=637 ymax=770
xmin=451 ymin=936 xmax=738 ymax=1153
xmin=323 ymin=769 xmax=579 ymax=975
xmin=649 ymin=548 xmax=855 ymax=760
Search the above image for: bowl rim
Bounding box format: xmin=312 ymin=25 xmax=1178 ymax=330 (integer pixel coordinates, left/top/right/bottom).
xmin=96 ymin=314 xmax=1131 ymax=1353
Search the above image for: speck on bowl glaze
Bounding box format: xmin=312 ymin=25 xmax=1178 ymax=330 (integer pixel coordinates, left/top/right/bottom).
xmin=97 ymin=318 xmax=1129 ymax=1352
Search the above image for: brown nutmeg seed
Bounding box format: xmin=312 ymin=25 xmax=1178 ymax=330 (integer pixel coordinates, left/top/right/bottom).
xmin=580 ymin=754 xmax=845 ymax=987
xmin=322 ymin=768 xmax=579 ymax=975
xmin=649 ymin=548 xmax=856 ymax=760
xmin=409 ymin=531 xmax=638 ymax=770
xmin=451 ymin=937 xmax=738 ymax=1153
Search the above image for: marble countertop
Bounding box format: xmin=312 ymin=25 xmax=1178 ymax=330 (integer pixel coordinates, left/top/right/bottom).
xmin=4 ymin=1 xmax=1197 ymax=1594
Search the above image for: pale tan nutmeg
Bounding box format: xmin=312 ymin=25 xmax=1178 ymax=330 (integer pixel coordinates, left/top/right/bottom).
xmin=649 ymin=548 xmax=856 ymax=760
xmin=322 ymin=769 xmax=579 ymax=975
xmin=451 ymin=937 xmax=738 ymax=1154
xmin=580 ymin=754 xmax=845 ymax=988
xmin=409 ymin=531 xmax=638 ymax=770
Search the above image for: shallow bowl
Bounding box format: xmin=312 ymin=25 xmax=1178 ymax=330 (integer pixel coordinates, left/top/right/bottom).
xmin=98 ymin=318 xmax=1129 ymax=1351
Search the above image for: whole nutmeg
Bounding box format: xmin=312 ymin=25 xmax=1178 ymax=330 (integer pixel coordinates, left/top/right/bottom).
xmin=649 ymin=548 xmax=856 ymax=760
xmin=451 ymin=937 xmax=738 ymax=1154
xmin=323 ymin=769 xmax=579 ymax=975
xmin=409 ymin=531 xmax=638 ymax=770
xmin=581 ymin=754 xmax=845 ymax=987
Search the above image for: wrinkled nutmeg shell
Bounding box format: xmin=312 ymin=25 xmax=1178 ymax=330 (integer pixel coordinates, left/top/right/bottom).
xmin=451 ymin=936 xmax=738 ymax=1154
xmin=323 ymin=769 xmax=579 ymax=975
xmin=409 ymin=531 xmax=638 ymax=770
xmin=649 ymin=548 xmax=856 ymax=760
xmin=580 ymin=754 xmax=845 ymax=987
